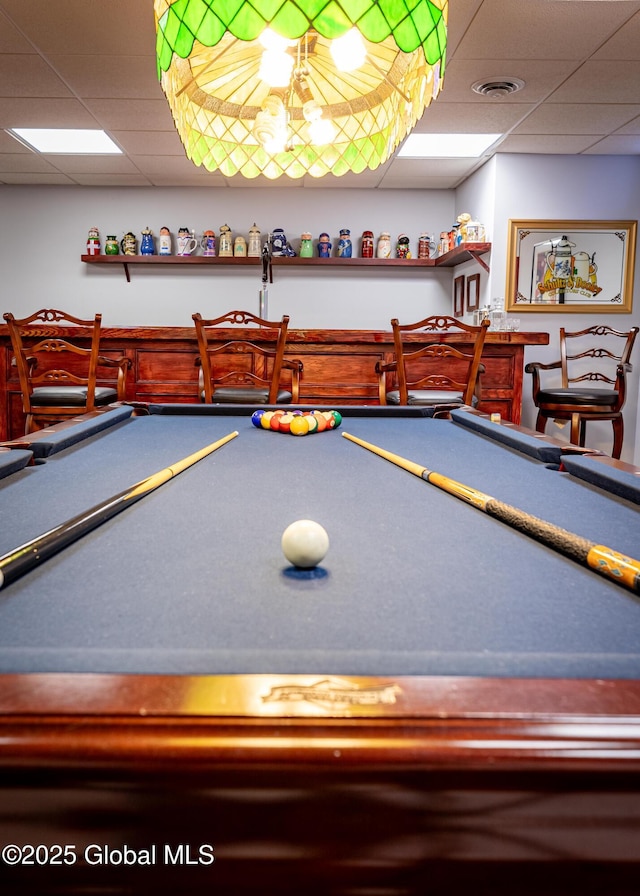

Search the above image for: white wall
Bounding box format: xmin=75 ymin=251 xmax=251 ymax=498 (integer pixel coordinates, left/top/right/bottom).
xmin=0 ymin=185 xmax=455 ymax=330
xmin=458 ymin=154 xmax=640 ymax=464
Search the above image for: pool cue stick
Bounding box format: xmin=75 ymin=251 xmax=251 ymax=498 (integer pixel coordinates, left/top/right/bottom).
xmin=342 ymin=431 xmax=640 ymax=595
xmin=0 ymin=430 xmax=238 ymax=590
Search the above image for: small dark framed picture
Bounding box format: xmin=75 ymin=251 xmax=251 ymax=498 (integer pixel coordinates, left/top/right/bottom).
xmin=454 ymin=275 xmax=465 ymax=317
xmin=466 ymin=273 xmax=480 ymax=312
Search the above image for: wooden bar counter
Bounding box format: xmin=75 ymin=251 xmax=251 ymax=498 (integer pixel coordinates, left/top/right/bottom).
xmin=0 ymin=325 xmax=548 ymax=440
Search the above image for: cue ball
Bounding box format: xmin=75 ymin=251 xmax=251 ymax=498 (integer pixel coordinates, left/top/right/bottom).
xmin=281 ymin=520 xmax=329 ymax=568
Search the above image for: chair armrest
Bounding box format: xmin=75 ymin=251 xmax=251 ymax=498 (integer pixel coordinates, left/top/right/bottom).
xmin=283 ymin=358 xmax=303 ymax=402
xmin=525 ymin=358 xmax=562 ymax=403
xmin=375 ymin=359 xmax=397 ymax=405
xmin=524 ymin=359 xmax=562 ymax=374
xmin=98 ymin=356 xmax=131 ymax=400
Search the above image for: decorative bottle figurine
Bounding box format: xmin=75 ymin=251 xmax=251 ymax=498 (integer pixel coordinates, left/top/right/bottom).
xmin=300 ymin=232 xmax=313 ymax=257
xmin=248 ymin=224 xmax=261 ymax=257
xmin=219 ymin=224 xmax=232 ymax=257
xmin=317 ymin=232 xmax=332 ymax=258
xmin=120 ymin=231 xmax=137 ymax=255
xmin=376 ymin=232 xmax=391 ymax=258
xmin=140 ymin=226 xmax=155 ymax=256
xmin=361 ymin=230 xmax=374 ymax=258
xmin=159 ymin=226 xmax=172 ymax=255
xmin=418 ymin=233 xmax=431 ymax=259
xmin=201 ymin=229 xmax=216 ymax=256
xmin=437 ymin=231 xmax=450 ymax=255
xmin=105 ymin=235 xmax=119 ymax=255
xmin=270 ymin=228 xmax=296 ymax=257
xmin=396 ymin=234 xmax=410 ymax=259
xmin=338 ymin=229 xmax=352 ymax=258
xmin=177 ymin=227 xmax=197 ymax=256
xmin=234 ymin=235 xmax=247 ymax=257
xmin=86 ymin=226 xmax=100 ymax=256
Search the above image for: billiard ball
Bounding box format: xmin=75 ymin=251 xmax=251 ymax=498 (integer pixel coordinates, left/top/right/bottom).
xmin=281 ymin=520 xmax=329 ymax=568
xmin=289 ymin=416 xmax=310 ymax=436
xmin=278 ymin=412 xmax=295 ymax=433
xmin=251 ymin=409 xmax=265 ymax=427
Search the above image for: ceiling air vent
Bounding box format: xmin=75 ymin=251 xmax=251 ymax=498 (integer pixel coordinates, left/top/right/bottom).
xmin=472 ymin=78 xmax=525 ymax=99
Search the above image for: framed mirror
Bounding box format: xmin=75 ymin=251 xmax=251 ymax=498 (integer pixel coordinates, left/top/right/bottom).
xmin=505 ymin=219 xmax=636 ymax=312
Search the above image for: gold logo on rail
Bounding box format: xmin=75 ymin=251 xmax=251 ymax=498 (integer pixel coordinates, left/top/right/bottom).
xmin=262 ymin=678 xmax=401 ymax=707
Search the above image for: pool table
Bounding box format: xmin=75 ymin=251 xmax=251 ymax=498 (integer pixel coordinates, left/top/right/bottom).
xmin=0 ymin=403 xmax=639 ymax=895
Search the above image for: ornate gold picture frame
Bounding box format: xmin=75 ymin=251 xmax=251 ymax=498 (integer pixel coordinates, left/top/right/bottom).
xmin=505 ymin=219 xmax=636 ymax=312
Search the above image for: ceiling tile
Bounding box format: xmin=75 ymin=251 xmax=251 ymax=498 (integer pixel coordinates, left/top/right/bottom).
xmin=549 ymin=61 xmax=640 ymax=103
xmin=68 ymin=173 xmax=153 ymax=186
xmin=512 ymin=104 xmax=640 ymax=135
xmin=0 ymin=171 xmax=75 ymax=184
xmin=582 ymin=134 xmax=640 ymax=154
xmin=48 ymin=55 xmax=162 ymax=100
xmin=0 ymin=0 xmax=155 ymax=55
xmin=452 ymin=0 xmax=639 ymax=61
xmin=84 ymin=98 xmax=176 ymax=132
xmin=591 ymin=9 xmax=640 ymax=59
xmin=497 ymin=135 xmax=605 ymax=153
xmin=414 ymin=102 xmax=534 ymax=133
xmin=111 ymin=131 xmax=186 ymax=156
xmin=0 ymin=97 xmax=97 ymax=128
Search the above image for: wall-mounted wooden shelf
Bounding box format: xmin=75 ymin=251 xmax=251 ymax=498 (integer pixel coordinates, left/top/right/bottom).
xmin=81 ymin=243 xmax=491 ymax=281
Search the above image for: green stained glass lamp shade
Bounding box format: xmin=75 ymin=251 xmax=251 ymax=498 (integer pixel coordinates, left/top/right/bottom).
xmin=155 ymin=0 xmax=448 ymax=179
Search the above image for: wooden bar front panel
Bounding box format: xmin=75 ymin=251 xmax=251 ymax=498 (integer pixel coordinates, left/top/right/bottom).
xmin=0 ymin=327 xmax=548 ymax=439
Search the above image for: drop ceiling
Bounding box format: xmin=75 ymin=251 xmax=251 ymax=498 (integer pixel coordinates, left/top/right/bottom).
xmin=1 ymin=0 xmax=639 ymax=189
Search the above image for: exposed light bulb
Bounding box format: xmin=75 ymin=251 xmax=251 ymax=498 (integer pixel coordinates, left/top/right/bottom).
xmin=308 ymin=117 xmax=337 ymax=145
xmin=330 ymin=29 xmax=366 ymax=72
xmin=259 ymin=28 xmax=296 ymax=52
xmin=259 ymin=49 xmax=294 ymax=87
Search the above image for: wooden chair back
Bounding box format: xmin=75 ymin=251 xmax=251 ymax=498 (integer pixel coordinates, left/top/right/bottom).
xmin=525 ymin=324 xmax=638 ymax=458
xmin=388 ymin=315 xmax=489 ymax=406
xmin=559 ymin=325 xmax=637 ymax=392
xmin=3 ymin=308 xmax=127 ymax=434
xmin=192 ymin=310 xmax=301 ymax=404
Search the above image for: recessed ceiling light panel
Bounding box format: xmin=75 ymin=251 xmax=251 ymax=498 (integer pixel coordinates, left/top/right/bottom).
xmin=7 ymin=128 xmax=122 ymax=154
xmin=398 ymin=133 xmax=502 ymax=158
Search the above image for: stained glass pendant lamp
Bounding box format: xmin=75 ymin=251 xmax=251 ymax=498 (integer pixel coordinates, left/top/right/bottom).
xmin=154 ymin=0 xmax=448 ymax=179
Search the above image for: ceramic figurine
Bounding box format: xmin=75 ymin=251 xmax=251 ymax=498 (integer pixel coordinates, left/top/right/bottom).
xmin=248 ymin=224 xmax=261 ymax=257
xmin=438 ymin=231 xmax=450 ymax=255
xmin=234 ymin=235 xmax=247 ymax=257
xmin=361 ymin=230 xmax=374 ymax=258
xmin=376 ymin=232 xmax=391 ymax=258
xmin=201 ymin=230 xmax=216 ymax=256
xmin=86 ymin=226 xmax=100 ymax=256
xmin=396 ymin=234 xmax=411 ymax=258
xmin=159 ymin=226 xmax=172 ymax=255
xmin=317 ymin=232 xmax=332 ymax=258
xmin=300 ymin=232 xmax=313 ymax=258
xmin=105 ymin=235 xmax=119 ymax=255
xmin=338 ymin=229 xmax=352 ymax=258
xmin=140 ymin=226 xmax=155 ymax=256
xmin=219 ymin=224 xmax=233 ymax=257
xmin=271 ymin=228 xmax=296 ymax=256
xmin=120 ymin=231 xmax=137 ymax=255
xmin=177 ymin=227 xmax=197 ymax=256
